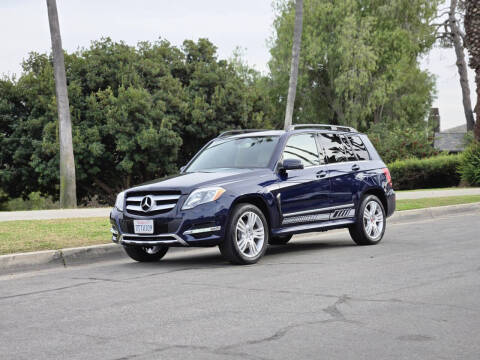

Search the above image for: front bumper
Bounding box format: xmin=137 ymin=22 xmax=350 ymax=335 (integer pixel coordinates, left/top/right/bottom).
xmin=109 ymin=201 xmax=229 ymax=247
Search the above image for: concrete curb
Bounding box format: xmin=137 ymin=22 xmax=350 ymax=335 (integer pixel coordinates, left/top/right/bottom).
xmin=388 ymin=202 xmax=480 ymax=225
xmin=1 ymin=202 xmax=479 ymax=275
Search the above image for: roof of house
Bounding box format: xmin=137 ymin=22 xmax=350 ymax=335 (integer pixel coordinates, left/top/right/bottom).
xmin=434 ymin=132 xmax=466 ymax=152
xmin=442 ymin=124 xmax=467 ymax=133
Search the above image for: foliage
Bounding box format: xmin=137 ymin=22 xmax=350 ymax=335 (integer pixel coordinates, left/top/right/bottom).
xmin=268 ymin=0 xmax=439 ymax=131
xmin=368 ymin=123 xmax=439 ymax=163
xmin=388 ymin=154 xmax=461 ymax=190
xmin=0 ymin=192 xmax=58 ymax=211
xmin=0 ymin=38 xmax=272 ymax=203
xmin=458 ymin=141 xmax=480 ymax=185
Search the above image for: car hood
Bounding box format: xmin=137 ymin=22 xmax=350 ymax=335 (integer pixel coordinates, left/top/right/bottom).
xmin=127 ymin=168 xmax=273 ymax=194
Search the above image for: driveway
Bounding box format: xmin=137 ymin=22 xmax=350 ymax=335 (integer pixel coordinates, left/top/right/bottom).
xmin=0 ymin=212 xmax=479 ymax=359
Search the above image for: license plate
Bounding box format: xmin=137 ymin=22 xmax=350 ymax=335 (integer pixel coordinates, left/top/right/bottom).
xmin=134 ymin=220 xmax=154 ymax=234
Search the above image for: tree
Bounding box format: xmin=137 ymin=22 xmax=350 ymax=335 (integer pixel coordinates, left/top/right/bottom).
xmin=283 ymin=0 xmax=303 ymax=130
xmin=46 ymin=0 xmax=77 ymax=207
xmin=435 ymin=0 xmax=475 ymax=131
xmin=0 ymin=38 xmax=272 ymax=204
xmin=464 ymin=0 xmax=480 ymax=140
xmin=269 ymin=0 xmax=440 ymax=131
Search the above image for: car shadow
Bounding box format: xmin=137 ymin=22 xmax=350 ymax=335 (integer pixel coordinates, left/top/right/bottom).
xmin=118 ymin=237 xmax=356 ymax=269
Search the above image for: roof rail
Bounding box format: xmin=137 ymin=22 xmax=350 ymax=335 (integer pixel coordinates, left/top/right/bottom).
xmin=218 ymin=129 xmax=271 ymax=138
xmin=288 ymin=124 xmax=357 ymax=133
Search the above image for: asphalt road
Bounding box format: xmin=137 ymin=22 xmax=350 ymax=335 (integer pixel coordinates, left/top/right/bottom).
xmin=1 ymin=213 xmax=479 ymax=360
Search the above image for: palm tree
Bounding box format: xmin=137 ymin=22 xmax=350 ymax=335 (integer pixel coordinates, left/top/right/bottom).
xmin=464 ymin=0 xmax=480 ymax=140
xmin=46 ymin=0 xmax=77 ymax=207
xmin=283 ymin=0 xmax=303 ymax=130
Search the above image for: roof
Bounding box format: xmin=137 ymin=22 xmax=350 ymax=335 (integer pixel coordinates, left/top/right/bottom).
xmin=434 ymin=132 xmax=466 ymax=152
xmin=442 ymin=124 xmax=467 ymax=133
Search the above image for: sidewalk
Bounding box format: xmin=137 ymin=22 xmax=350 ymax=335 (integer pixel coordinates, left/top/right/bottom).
xmin=395 ymin=187 xmax=480 ymax=200
xmin=1 ymin=187 xmax=479 ymax=222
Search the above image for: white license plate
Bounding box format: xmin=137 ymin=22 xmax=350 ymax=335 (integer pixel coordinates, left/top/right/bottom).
xmin=134 ymin=220 xmax=154 ymax=234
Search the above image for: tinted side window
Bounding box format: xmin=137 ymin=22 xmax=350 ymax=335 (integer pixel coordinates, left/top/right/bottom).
xmin=283 ymin=134 xmax=320 ymax=167
xmin=318 ymin=133 xmax=347 ymax=163
xmin=348 ymin=136 xmax=370 ymax=160
xmin=341 ymin=135 xmax=357 ymax=161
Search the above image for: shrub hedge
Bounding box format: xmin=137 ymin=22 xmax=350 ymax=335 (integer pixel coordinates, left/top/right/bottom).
xmin=458 ymin=142 xmax=480 ymax=186
xmin=388 ymin=154 xmax=461 ymax=190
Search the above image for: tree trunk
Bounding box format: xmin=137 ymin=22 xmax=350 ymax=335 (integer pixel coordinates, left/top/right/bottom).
xmin=46 ymin=0 xmax=77 ymax=208
xmin=449 ymin=0 xmax=475 ymax=131
xmin=475 ymin=70 xmax=480 ymax=140
xmin=283 ymin=0 xmax=303 ymax=130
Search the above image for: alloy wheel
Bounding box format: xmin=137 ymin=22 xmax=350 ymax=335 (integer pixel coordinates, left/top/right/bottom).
xmin=235 ymin=211 xmax=265 ymax=258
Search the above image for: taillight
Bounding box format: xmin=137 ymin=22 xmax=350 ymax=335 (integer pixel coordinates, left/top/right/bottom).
xmin=382 ymin=168 xmax=392 ymax=187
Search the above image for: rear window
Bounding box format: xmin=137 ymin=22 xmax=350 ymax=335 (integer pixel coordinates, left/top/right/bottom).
xmin=347 ymin=135 xmax=370 ymax=160
xmin=318 ymin=133 xmax=347 ymax=163
xmin=341 ymin=135 xmax=357 ymax=161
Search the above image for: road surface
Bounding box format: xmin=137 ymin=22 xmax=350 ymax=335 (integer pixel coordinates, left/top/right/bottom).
xmin=1 ymin=212 xmax=479 ymax=359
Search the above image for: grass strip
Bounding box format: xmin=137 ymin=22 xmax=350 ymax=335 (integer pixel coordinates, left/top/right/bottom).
xmin=396 ymin=195 xmax=480 ymax=211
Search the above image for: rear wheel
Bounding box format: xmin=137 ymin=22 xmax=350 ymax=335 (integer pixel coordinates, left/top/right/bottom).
xmin=123 ymin=245 xmax=169 ymax=262
xmin=349 ymin=195 xmax=386 ymax=245
xmin=219 ymin=204 xmax=269 ymax=265
xmin=269 ymin=234 xmax=293 ymax=245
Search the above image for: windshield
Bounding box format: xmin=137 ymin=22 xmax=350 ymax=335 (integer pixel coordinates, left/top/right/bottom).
xmin=186 ymin=136 xmax=280 ymax=172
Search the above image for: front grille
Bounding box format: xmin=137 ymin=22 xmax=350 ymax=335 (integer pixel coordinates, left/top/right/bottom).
xmin=125 ymin=190 xmax=181 ymax=216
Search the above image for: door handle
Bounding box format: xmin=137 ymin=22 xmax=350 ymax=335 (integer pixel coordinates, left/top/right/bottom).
xmin=351 ymin=164 xmax=360 ymax=171
xmin=316 ymin=170 xmax=327 ymax=178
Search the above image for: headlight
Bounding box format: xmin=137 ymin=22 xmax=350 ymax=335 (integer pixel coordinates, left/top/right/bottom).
xmin=115 ymin=191 xmax=125 ymax=211
xmin=182 ymin=187 xmax=225 ymax=210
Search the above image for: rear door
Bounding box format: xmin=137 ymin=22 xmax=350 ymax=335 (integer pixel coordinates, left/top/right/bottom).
xmin=276 ymin=133 xmax=331 ymax=221
xmin=317 ymin=132 xmax=357 ymax=215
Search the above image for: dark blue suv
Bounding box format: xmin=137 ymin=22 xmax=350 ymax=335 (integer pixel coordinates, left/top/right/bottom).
xmin=110 ymin=124 xmax=395 ymax=265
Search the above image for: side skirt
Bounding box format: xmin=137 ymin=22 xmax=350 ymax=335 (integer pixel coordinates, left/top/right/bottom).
xmin=272 ymin=218 xmax=356 ymax=236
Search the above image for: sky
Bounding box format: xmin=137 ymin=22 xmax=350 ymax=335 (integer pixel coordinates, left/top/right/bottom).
xmin=0 ymin=0 xmax=475 ymax=131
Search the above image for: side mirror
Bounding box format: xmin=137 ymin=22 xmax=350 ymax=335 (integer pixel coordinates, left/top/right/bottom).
xmin=279 ymin=158 xmax=304 ymax=172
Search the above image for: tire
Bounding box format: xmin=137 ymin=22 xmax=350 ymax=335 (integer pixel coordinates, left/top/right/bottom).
xmin=219 ymin=203 xmax=269 ymax=265
xmin=123 ymin=245 xmax=169 ymax=262
xmin=349 ymin=195 xmax=386 ymax=246
xmin=269 ymin=234 xmax=293 ymax=245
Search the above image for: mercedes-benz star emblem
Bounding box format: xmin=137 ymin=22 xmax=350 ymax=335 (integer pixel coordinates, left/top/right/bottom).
xmin=140 ymin=195 xmax=154 ymax=212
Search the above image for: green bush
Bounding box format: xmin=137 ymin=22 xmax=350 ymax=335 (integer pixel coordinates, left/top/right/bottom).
xmin=368 ymin=124 xmax=439 ymax=164
xmin=1 ymin=192 xmax=59 ymax=211
xmin=388 ymin=154 xmax=461 ymax=190
xmin=458 ymin=142 xmax=480 ymax=186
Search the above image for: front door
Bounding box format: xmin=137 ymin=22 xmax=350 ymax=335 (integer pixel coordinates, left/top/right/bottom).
xmin=276 ymin=133 xmax=331 ymax=225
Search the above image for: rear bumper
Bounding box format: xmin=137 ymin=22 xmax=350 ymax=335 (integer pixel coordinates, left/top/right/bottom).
xmin=386 ymin=190 xmax=396 ymax=218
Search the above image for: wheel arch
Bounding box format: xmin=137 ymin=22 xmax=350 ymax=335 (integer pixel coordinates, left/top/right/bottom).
xmin=360 ymin=187 xmax=388 ymax=214
xmin=229 ymin=194 xmax=275 ymax=232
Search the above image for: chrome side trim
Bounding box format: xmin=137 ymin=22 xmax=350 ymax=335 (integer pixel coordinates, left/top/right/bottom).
xmin=119 ymin=233 xmax=188 ymax=246
xmin=127 ymin=195 xmax=181 ymax=202
xmin=183 ymin=226 xmax=221 ymax=235
xmin=282 ymin=213 xmax=330 ymax=225
xmin=283 ymin=203 xmax=354 ymax=218
xmin=126 ymin=203 xmax=176 ymax=212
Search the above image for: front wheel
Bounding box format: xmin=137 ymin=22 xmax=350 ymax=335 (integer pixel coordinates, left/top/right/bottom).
xmin=219 ymin=204 xmax=269 ymax=265
xmin=123 ymin=245 xmax=169 ymax=262
xmin=349 ymin=195 xmax=386 ymax=245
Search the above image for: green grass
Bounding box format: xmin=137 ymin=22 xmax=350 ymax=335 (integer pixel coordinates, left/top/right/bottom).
xmin=0 ymin=217 xmax=111 ymax=255
xmin=396 ymin=195 xmax=480 ymax=211
xmin=1 ymin=195 xmax=480 ymax=255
